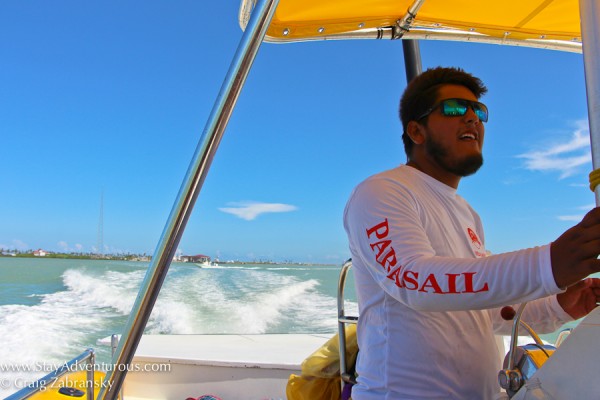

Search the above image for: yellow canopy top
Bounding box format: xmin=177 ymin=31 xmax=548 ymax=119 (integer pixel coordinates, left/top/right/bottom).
xmin=239 ymin=0 xmax=582 ymax=52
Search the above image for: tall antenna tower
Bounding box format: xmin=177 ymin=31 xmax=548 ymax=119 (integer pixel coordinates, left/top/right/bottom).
xmin=97 ymin=190 xmax=104 ymax=255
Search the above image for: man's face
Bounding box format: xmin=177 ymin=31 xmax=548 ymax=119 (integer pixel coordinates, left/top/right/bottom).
xmin=421 ymin=84 xmax=485 ymax=177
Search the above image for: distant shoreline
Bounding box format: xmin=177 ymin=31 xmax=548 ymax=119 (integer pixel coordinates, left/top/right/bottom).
xmin=0 ymin=252 xmax=147 ymax=261
xmin=0 ymin=253 xmax=337 ymax=266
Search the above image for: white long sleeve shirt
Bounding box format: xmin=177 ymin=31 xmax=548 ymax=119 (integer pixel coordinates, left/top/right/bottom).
xmin=343 ymin=165 xmax=571 ymax=400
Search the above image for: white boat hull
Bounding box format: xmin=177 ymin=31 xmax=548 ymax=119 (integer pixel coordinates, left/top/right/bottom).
xmin=123 ymin=333 xmax=333 ymax=400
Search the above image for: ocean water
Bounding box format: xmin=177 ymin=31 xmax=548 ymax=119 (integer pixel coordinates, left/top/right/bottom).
xmin=0 ymin=257 xmax=356 ymax=397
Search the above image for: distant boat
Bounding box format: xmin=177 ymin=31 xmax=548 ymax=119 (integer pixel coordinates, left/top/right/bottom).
xmin=195 ymin=260 xmax=220 ymax=268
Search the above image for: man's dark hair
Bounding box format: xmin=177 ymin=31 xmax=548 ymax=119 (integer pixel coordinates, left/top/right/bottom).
xmin=399 ymin=67 xmax=488 ymax=158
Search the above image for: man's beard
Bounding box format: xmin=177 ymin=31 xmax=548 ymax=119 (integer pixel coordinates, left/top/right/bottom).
xmin=425 ymin=136 xmax=483 ymax=177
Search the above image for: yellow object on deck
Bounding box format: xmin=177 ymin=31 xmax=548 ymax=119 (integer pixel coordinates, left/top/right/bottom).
xmin=29 ymin=370 xmax=107 ymax=399
xmin=286 ymin=325 xmax=358 ymax=400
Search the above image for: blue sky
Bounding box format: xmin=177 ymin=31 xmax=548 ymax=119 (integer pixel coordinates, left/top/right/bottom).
xmin=0 ymin=2 xmax=593 ymax=264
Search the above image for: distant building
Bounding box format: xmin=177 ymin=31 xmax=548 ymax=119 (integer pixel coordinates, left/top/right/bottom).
xmin=33 ymin=249 xmax=47 ymax=257
xmin=180 ymin=254 xmax=211 ymax=263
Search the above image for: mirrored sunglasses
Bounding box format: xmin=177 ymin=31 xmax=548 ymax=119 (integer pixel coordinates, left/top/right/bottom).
xmin=418 ymin=98 xmax=489 ymax=123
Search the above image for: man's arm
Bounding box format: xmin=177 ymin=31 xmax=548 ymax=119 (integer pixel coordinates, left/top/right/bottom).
xmin=344 ymin=175 xmax=561 ymax=311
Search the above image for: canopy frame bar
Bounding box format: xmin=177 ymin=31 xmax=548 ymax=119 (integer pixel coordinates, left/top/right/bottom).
xmin=580 ymin=0 xmax=600 ymax=204
xmin=393 ymin=0 xmax=427 ymax=38
xmin=261 ymin=29 xmax=581 ymax=53
xmin=96 ymin=0 xmax=280 ymax=398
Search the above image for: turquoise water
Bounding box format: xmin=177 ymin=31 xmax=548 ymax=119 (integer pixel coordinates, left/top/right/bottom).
xmin=0 ymin=257 xmax=356 ymax=396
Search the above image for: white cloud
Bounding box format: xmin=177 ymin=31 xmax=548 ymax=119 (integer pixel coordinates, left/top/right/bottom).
xmin=557 ymin=215 xmax=584 ymax=222
xmin=517 ymin=120 xmax=591 ymax=178
xmin=219 ymin=201 xmax=298 ymax=221
xmin=557 ymin=204 xmax=595 ymax=222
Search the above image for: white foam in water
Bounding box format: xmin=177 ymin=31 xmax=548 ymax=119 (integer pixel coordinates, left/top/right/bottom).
xmin=145 ymin=298 xmax=196 ymax=334
xmin=235 ymin=278 xmax=320 ymax=333
xmin=0 ymin=267 xmax=158 ymax=396
xmin=159 ymin=269 xmax=237 ymax=332
xmin=164 ymin=268 xmax=352 ymax=334
xmin=0 ymin=263 xmax=357 ymax=397
xmin=61 ymin=268 xmax=143 ymax=313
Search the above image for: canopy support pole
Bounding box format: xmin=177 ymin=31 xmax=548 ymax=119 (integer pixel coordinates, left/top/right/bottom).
xmin=580 ymin=0 xmax=600 ymax=205
xmin=96 ymin=0 xmax=280 ymax=398
xmin=402 ymin=40 xmax=422 ymax=83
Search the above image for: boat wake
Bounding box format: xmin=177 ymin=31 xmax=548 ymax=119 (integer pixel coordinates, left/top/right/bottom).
xmin=0 ymin=263 xmax=357 ymax=397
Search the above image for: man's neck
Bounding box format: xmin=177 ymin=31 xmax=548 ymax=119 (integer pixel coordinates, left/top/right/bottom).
xmin=406 ymin=160 xmax=461 ymax=189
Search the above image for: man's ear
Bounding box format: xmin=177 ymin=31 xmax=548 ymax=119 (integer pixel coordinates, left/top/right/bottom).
xmin=406 ymin=120 xmax=426 ymax=145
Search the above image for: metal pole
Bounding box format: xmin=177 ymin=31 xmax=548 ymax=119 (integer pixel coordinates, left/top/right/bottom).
xmin=110 ymin=334 xmax=123 ymax=400
xmin=580 ymin=0 xmax=600 ymax=205
xmin=402 ymin=40 xmax=422 ymax=83
xmin=96 ymin=0 xmax=280 ymax=398
xmin=337 ymin=259 xmax=355 ymax=390
xmin=87 ymin=351 xmax=96 ymax=400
